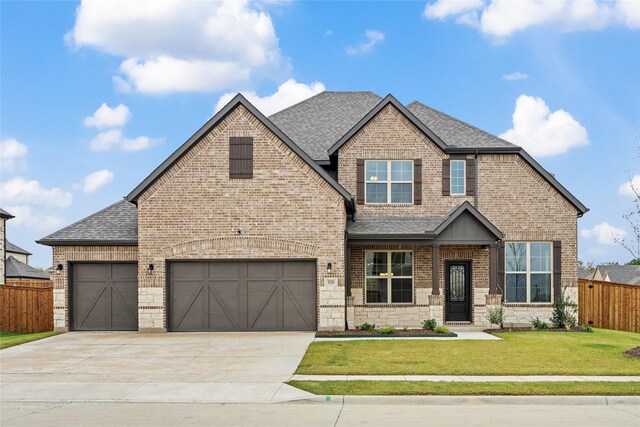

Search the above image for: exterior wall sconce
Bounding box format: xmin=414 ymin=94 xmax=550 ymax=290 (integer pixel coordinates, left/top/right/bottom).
xmin=147 ymin=263 xmax=154 ymax=274
xmin=56 ymin=264 xmax=63 ymax=274
xmin=327 ymin=262 xmax=332 ymax=274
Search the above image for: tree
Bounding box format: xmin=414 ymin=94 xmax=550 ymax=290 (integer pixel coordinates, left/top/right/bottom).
xmin=626 ymin=258 xmax=640 ymax=265
xmin=615 ymin=147 xmax=640 ymax=260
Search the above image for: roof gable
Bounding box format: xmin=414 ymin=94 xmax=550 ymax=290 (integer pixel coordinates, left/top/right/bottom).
xmin=126 ymin=94 xmax=353 ymax=209
xmin=433 ymin=202 xmax=503 ymax=243
xmin=5 ymin=240 xmax=31 ymax=255
xmin=328 ymin=94 xmax=448 ymax=156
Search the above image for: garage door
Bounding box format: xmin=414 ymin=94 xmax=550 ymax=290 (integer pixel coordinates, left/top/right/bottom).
xmin=71 ymin=263 xmax=138 ymax=331
xmin=168 ymin=261 xmax=316 ymax=332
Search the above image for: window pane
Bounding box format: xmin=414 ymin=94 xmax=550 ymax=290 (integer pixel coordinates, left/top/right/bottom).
xmin=505 ymin=273 xmax=527 ymax=302
xmin=391 ymin=278 xmax=412 ymax=303
xmin=530 ymin=242 xmax=551 ymax=272
xmin=365 ymin=161 xmax=387 ymax=182
xmin=450 ymin=160 xmax=465 ymax=195
xmin=531 ymin=273 xmax=551 ymax=302
xmin=505 ymin=242 xmax=527 ymax=272
xmin=366 ymin=278 xmax=388 ymax=303
xmin=390 ymin=183 xmax=412 ymax=203
xmin=366 ymin=183 xmax=388 ymax=203
xmin=449 ymin=264 xmax=466 ymax=302
xmin=366 ymin=252 xmax=388 ymax=276
xmin=391 ymin=161 xmax=412 ymax=181
xmin=391 ymin=252 xmax=412 ymax=276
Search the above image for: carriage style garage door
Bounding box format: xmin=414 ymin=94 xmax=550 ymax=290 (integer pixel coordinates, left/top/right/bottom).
xmin=168 ymin=261 xmax=317 ymax=332
xmin=71 ymin=263 xmax=138 ymax=331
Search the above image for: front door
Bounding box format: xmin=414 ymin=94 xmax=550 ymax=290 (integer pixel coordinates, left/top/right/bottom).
xmin=445 ymin=261 xmax=471 ymax=322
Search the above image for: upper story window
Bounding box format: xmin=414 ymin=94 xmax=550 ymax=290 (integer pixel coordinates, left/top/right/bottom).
xmin=365 ymin=160 xmax=413 ymax=204
xmin=450 ymin=160 xmax=466 ymax=195
xmin=365 ymin=251 xmax=413 ymax=304
xmin=229 ymin=137 xmax=253 ymax=179
xmin=505 ymin=242 xmax=552 ymax=303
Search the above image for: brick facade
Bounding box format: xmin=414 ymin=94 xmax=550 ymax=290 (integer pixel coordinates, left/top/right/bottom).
xmin=0 ymin=218 xmax=5 ymax=285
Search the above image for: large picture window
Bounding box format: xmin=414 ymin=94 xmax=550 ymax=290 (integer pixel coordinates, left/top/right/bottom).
xmin=365 ymin=160 xmax=413 ymax=204
xmin=365 ymin=251 xmax=413 ymax=304
xmin=505 ymin=242 xmax=552 ymax=303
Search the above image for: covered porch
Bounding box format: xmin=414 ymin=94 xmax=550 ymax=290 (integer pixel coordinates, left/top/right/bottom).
xmin=344 ymin=202 xmax=504 ymax=328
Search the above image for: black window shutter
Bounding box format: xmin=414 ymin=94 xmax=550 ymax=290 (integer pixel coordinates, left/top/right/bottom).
xmin=497 ymin=243 xmax=505 ymax=296
xmin=356 ymin=159 xmax=365 ymax=205
xmin=442 ymin=159 xmax=450 ymax=196
xmin=466 ymin=158 xmax=475 ymax=196
xmin=229 ymin=137 xmax=253 ymax=179
xmin=553 ymin=240 xmax=562 ymax=300
xmin=413 ymin=159 xmax=422 ymax=205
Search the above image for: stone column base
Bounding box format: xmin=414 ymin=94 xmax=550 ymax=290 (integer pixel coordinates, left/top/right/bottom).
xmin=486 ymin=294 xmax=503 ymax=305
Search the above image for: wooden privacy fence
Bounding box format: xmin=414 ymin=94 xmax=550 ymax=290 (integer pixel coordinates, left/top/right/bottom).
xmin=0 ymin=283 xmax=53 ymax=333
xmin=578 ymin=279 xmax=640 ymax=333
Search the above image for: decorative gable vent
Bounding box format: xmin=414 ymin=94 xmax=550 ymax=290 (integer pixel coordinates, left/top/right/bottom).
xmin=229 ymin=137 xmax=253 ymax=179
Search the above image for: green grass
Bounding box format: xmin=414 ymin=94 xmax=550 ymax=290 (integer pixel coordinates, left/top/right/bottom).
xmin=297 ymin=329 xmax=640 ymax=375
xmin=0 ymin=331 xmax=57 ymax=349
xmin=288 ymin=381 xmax=640 ymax=396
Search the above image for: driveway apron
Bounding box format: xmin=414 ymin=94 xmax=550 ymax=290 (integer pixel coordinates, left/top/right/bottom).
xmin=0 ymin=332 xmax=316 ymax=403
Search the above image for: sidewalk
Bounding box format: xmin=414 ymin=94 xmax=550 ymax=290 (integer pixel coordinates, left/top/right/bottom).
xmin=291 ymin=375 xmax=640 ymax=382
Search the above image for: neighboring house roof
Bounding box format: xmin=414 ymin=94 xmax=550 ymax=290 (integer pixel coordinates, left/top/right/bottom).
xmin=5 ymin=240 xmax=31 ymax=255
xmin=37 ymin=200 xmax=138 ymax=246
xmin=578 ymin=266 xmax=593 ymax=280
xmin=269 ymin=91 xmax=382 ymax=163
xmin=595 ymin=264 xmax=640 ymax=285
xmin=6 ymin=256 xmax=50 ymax=280
xmin=0 ymin=208 xmax=14 ymax=219
xmin=126 ymin=94 xmax=354 ymax=209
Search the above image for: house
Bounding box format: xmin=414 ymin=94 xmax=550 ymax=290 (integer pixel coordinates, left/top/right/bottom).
xmin=6 ymin=256 xmax=50 ymax=281
xmin=6 ymin=240 xmax=32 ymax=264
xmin=593 ymin=264 xmax=640 ymax=285
xmin=578 ymin=266 xmax=593 ymax=280
xmin=1 ymin=208 xmax=14 ymax=285
xmin=38 ymin=92 xmax=587 ymax=332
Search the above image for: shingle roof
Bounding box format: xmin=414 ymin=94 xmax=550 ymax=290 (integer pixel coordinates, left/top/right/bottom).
xmin=37 ymin=200 xmax=138 ymax=246
xmin=406 ymin=101 xmax=516 ymax=149
xmin=6 ymin=256 xmax=50 ymax=280
xmin=5 ymin=240 xmax=31 ymax=255
xmin=578 ymin=266 xmax=593 ymax=280
xmin=0 ymin=208 xmax=14 ymax=219
xmin=269 ymin=91 xmax=382 ymax=162
xmin=347 ymin=216 xmax=446 ymax=236
xmin=597 ymin=264 xmax=640 ymax=285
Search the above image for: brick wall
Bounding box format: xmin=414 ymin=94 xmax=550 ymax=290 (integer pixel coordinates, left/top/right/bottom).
xmin=137 ymin=105 xmax=347 ymax=331
xmin=1 ymin=219 xmax=5 ymax=285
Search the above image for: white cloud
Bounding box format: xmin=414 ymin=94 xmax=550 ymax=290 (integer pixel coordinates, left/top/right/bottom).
xmin=83 ymin=103 xmax=131 ymax=128
xmin=499 ymin=95 xmax=588 ymax=157
xmin=4 ymin=205 xmax=63 ymax=231
xmin=82 ymin=169 xmax=114 ymax=193
xmin=1 ymin=177 xmax=72 ymax=208
xmin=502 ymin=71 xmax=529 ymax=81
xmin=215 ymin=79 xmax=325 ymax=116
xmin=423 ymin=0 xmax=640 ymax=38
xmin=618 ymin=175 xmax=640 ymax=198
xmin=346 ymin=30 xmax=385 ymax=55
xmin=67 ymin=0 xmax=284 ymax=94
xmin=89 ymin=129 xmax=162 ymax=151
xmin=581 ymin=222 xmax=627 ymax=245
xmin=324 ymin=29 xmax=333 ymax=36
xmin=0 ymin=138 xmax=28 ymax=171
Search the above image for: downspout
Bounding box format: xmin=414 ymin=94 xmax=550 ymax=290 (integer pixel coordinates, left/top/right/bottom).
xmin=474 ymin=150 xmax=479 ymax=208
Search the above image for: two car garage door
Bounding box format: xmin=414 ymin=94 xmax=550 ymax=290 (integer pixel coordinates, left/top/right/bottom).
xmin=70 ymin=261 xmax=317 ymax=332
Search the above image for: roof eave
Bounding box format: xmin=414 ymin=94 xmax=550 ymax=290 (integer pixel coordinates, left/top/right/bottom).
xmin=36 ymin=239 xmax=139 ymax=247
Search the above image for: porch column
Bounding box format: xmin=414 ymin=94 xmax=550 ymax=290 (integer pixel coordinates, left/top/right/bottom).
xmin=489 ymin=242 xmax=497 ymax=294
xmin=432 ymin=244 xmax=440 ymax=295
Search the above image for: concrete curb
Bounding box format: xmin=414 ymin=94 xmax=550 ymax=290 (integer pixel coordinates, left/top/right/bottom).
xmin=297 ymin=395 xmax=640 ymax=406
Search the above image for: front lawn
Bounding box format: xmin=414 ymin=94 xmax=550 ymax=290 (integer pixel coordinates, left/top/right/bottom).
xmin=0 ymin=331 xmax=57 ymax=350
xmin=296 ymin=329 xmax=640 ymax=375
xmin=289 ymin=380 xmax=640 ymax=396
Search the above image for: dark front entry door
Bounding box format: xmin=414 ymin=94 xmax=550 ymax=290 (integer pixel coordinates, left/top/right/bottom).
xmin=445 ymin=261 xmax=471 ymax=322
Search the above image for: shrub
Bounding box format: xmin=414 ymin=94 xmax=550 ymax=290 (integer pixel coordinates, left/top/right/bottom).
xmin=356 ymin=322 xmax=375 ymax=331
xmin=422 ymin=318 xmax=438 ymax=330
xmin=579 ymin=323 xmax=593 ymax=332
xmin=402 ymin=325 xmax=408 ymax=332
xmin=550 ymin=288 xmax=578 ymax=329
xmin=531 ymin=317 xmax=549 ymax=330
xmin=486 ymin=305 xmax=505 ymax=329
xmin=379 ymin=326 xmax=395 ymax=335
xmin=434 ymin=326 xmax=450 ymax=335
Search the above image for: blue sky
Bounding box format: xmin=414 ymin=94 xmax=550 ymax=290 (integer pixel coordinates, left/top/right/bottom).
xmin=1 ymin=0 xmax=639 ymax=268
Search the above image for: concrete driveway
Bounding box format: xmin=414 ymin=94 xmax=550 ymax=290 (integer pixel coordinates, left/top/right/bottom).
xmin=0 ymin=332 xmax=316 ymax=404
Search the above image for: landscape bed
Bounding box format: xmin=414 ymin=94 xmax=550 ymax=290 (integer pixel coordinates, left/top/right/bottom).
xmin=316 ymin=329 xmax=457 ymax=338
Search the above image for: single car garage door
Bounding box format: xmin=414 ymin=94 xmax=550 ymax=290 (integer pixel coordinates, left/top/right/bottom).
xmin=71 ymin=263 xmax=138 ymax=331
xmin=168 ymin=261 xmax=316 ymax=332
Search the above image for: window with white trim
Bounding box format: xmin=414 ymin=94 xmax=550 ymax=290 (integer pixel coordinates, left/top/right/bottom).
xmin=365 ymin=160 xmax=413 ymax=204
xmin=450 ymin=159 xmax=465 ymax=195
xmin=365 ymin=251 xmax=413 ymax=303
xmin=505 ymin=242 xmax=552 ymax=303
